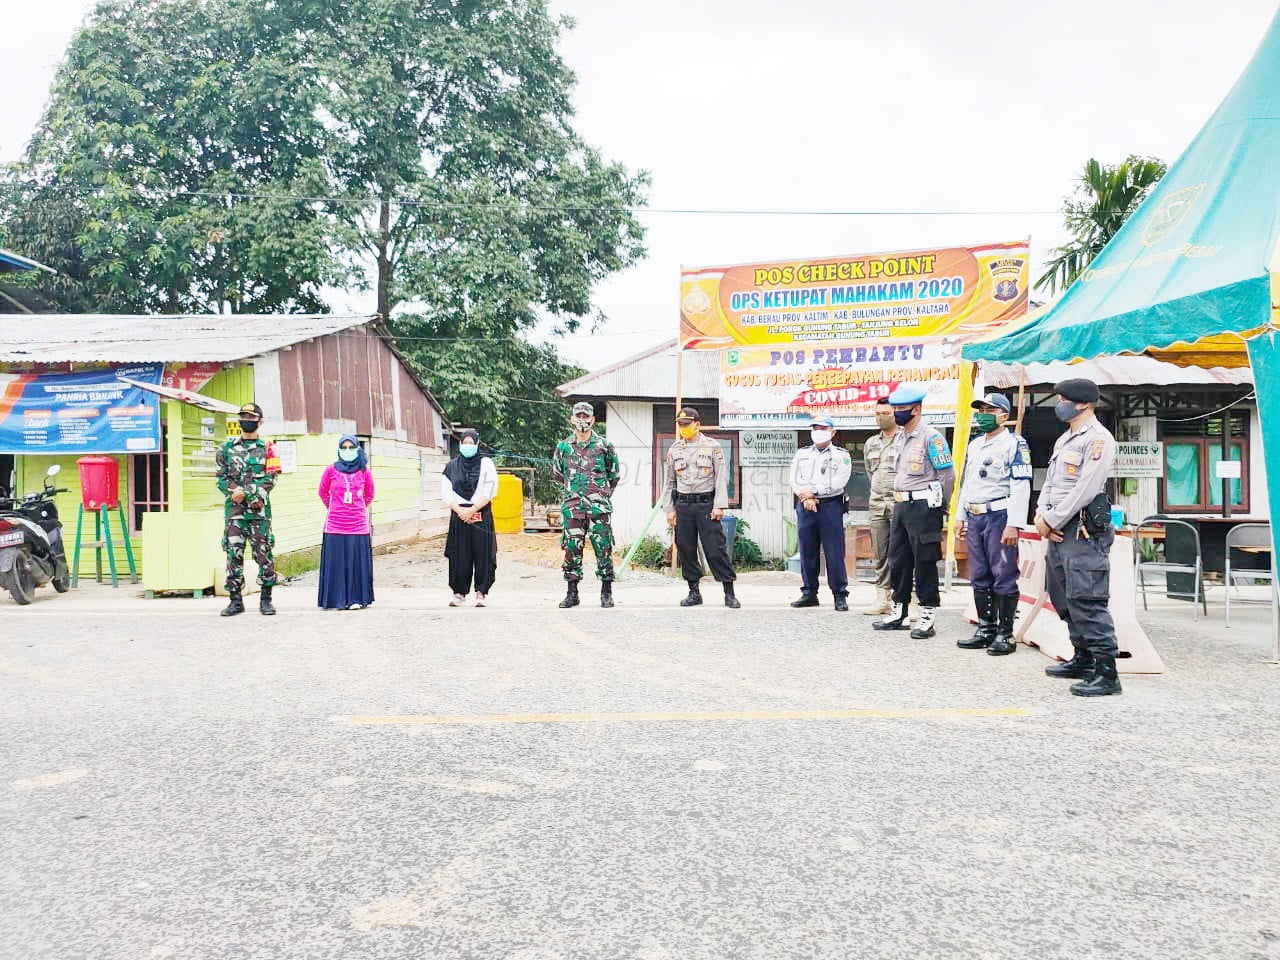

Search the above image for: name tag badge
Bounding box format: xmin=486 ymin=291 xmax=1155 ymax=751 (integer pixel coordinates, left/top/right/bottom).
xmin=343 ymin=489 xmax=353 ymax=505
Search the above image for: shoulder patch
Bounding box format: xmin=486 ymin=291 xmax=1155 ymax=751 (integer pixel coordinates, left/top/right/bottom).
xmin=927 ymin=435 xmax=953 ymax=469
xmin=1089 ymin=439 xmax=1105 ymax=461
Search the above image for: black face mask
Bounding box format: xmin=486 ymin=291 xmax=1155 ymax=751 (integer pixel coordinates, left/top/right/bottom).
xmin=892 ymin=408 xmax=915 ymax=426
xmin=239 ymin=419 xmax=260 ymax=434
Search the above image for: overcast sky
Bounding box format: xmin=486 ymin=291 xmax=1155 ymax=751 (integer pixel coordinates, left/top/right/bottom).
xmin=3 ymin=0 xmax=1278 ymax=372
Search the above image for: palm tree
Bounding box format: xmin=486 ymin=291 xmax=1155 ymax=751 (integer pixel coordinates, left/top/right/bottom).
xmin=1036 ymin=155 xmax=1167 ymax=294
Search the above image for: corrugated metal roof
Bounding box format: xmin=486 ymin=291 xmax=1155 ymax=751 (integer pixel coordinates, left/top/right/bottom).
xmin=0 ymin=313 xmax=377 ymax=364
xmin=981 ymin=356 xmax=1252 ymax=389
xmin=557 ymin=339 xmax=720 ymax=399
xmin=559 ymin=338 xmax=1250 ymax=402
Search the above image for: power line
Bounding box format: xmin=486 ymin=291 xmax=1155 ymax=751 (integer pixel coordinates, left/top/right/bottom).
xmin=18 ymin=185 xmax=1057 ymax=217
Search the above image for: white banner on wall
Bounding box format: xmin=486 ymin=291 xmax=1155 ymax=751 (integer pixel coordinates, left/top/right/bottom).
xmin=719 ymin=338 xmax=973 ymax=429
xmin=739 ymin=430 xmax=796 ymax=466
xmin=1112 ymin=442 xmax=1164 ymax=478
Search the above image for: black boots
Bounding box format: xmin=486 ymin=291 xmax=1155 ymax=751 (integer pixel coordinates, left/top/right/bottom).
xmin=834 ymin=593 xmax=848 ymax=612
xmin=987 ymin=593 xmax=1019 ymax=656
xmin=723 ymin=582 xmax=740 ymax=609
xmin=1071 ymin=656 xmax=1122 ymax=696
xmin=957 ymin=589 xmax=995 ymax=648
xmin=559 ymin=581 xmax=580 ymax=608
xmin=873 ymin=601 xmax=911 ymax=631
xmin=600 ymin=581 xmax=614 ymax=608
xmin=680 ymin=582 xmax=703 ymax=606
xmin=1046 ymin=650 xmax=1094 ymax=678
xmin=259 ymin=585 xmax=276 ymax=616
xmin=790 ymin=593 xmax=819 ymax=608
xmin=220 ymin=591 xmax=244 ymax=617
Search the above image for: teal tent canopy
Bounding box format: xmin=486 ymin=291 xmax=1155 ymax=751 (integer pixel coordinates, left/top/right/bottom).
xmin=964 ymin=9 xmax=1280 ymax=365
xmin=965 ymin=11 xmax=1280 ymax=657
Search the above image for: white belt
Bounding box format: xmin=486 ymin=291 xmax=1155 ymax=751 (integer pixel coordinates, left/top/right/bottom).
xmin=893 ymin=490 xmax=932 ymax=502
xmin=967 ymin=498 xmax=1010 ymax=515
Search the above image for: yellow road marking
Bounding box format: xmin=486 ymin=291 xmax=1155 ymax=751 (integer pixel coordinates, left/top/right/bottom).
xmin=343 ymin=707 xmax=1029 ymax=726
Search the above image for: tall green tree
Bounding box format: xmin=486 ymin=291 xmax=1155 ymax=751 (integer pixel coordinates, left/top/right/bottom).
xmin=3 ymin=0 xmax=342 ymax=313
xmin=1 ymin=0 xmax=646 ymax=474
xmin=1037 ymin=155 xmax=1167 ymax=294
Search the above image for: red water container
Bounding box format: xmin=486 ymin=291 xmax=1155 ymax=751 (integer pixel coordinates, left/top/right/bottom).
xmin=77 ymin=456 xmax=120 ymax=510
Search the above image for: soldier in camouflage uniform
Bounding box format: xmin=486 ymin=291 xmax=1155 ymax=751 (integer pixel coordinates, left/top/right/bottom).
xmin=552 ymin=401 xmax=621 ymax=608
xmin=214 ymin=402 xmax=279 ymax=616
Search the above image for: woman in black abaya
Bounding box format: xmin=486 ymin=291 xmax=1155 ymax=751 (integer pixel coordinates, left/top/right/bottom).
xmin=441 ymin=429 xmax=499 ymax=606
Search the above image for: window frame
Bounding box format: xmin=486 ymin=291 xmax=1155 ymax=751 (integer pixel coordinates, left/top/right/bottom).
xmin=1159 ymin=435 xmax=1249 ymax=514
xmin=653 ymin=431 xmax=742 ymax=508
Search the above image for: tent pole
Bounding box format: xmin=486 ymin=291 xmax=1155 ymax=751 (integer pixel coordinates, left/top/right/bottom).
xmin=945 ymin=360 xmax=979 ymax=592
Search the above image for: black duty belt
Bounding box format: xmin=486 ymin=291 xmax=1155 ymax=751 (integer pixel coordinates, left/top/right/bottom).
xmin=817 ymin=494 xmax=845 ymax=503
xmin=675 ymin=492 xmax=713 ymax=504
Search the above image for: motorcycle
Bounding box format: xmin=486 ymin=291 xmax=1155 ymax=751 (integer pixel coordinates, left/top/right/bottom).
xmin=0 ymin=464 xmax=72 ymax=605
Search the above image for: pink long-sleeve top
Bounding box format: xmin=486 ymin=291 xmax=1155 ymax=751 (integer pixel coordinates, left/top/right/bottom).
xmin=318 ymin=466 xmax=375 ymax=534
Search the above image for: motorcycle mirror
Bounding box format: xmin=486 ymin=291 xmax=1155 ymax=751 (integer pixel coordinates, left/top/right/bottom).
xmin=46 ymin=464 xmax=61 ymax=478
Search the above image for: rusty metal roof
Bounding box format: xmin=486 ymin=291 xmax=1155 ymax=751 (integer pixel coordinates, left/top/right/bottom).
xmin=557 ymin=339 xmax=720 ymax=399
xmin=0 ymin=313 xmax=377 ymax=364
xmin=981 ymin=355 xmax=1252 ymax=389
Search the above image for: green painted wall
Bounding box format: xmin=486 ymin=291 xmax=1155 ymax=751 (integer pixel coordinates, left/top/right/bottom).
xmin=17 ymin=453 xmax=140 ymax=578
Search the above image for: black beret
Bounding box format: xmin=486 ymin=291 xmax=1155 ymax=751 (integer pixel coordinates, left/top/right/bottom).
xmin=1052 ymin=378 xmax=1100 ymax=404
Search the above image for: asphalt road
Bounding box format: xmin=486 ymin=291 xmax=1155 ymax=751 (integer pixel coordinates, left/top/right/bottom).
xmin=2 ymin=569 xmax=1278 ymax=960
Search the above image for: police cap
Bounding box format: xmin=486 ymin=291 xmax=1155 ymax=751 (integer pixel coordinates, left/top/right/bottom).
xmin=810 ymin=415 xmax=834 ymax=428
xmin=239 ymin=402 xmax=264 ymax=419
xmin=886 ymin=385 xmax=927 ymax=406
xmin=1053 ymin=378 xmax=1100 ymax=404
xmin=971 ymin=392 xmax=1012 ymax=413
xmin=675 ymin=406 xmax=701 ymax=423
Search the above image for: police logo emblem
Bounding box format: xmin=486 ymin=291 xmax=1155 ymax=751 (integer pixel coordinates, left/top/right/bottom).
xmin=994 ymin=279 xmax=1019 ymax=302
xmin=1141 ymin=183 xmax=1206 ymax=247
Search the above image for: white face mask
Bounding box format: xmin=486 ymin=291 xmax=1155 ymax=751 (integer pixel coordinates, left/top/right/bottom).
xmin=811 ymin=429 xmax=834 ymax=445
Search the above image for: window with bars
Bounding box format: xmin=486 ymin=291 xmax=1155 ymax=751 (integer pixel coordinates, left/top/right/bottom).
xmin=131 ymin=448 xmax=168 ymax=532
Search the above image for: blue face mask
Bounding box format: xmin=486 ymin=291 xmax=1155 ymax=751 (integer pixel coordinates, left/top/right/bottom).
xmin=459 ymin=443 xmax=479 ymax=459
xmin=338 ymin=447 xmax=359 ymax=463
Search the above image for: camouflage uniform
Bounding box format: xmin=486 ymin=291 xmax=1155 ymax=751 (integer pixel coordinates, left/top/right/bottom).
xmin=215 ymin=436 xmax=279 ymax=593
xmin=552 ymin=433 xmax=621 ymax=582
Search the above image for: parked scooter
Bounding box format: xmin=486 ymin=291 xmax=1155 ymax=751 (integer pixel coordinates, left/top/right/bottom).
xmin=0 ymin=464 xmax=72 ymax=605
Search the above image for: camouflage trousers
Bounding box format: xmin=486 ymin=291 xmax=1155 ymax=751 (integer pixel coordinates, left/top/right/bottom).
xmin=223 ymin=513 xmax=278 ymax=594
xmin=561 ymin=506 xmax=615 ymax=583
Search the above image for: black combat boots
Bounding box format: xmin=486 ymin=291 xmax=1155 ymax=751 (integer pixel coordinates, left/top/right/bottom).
xmin=723 ymin=581 xmax=741 ymax=609
xmin=987 ymin=593 xmax=1019 ymax=656
xmin=1070 ymin=656 xmax=1122 ymax=697
xmin=600 ymin=581 xmax=614 ymax=608
xmin=1045 ymin=650 xmax=1094 ymax=678
xmin=220 ymin=591 xmax=244 ymax=617
xmin=957 ymin=589 xmax=996 ymax=648
xmin=259 ymin=585 xmax=276 ymax=616
xmin=680 ymin=581 xmax=703 ymax=606
xmin=559 ymin=581 xmax=580 ymax=608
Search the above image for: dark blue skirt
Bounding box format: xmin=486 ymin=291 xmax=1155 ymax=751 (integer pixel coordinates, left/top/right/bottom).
xmin=318 ymin=532 xmax=374 ymax=609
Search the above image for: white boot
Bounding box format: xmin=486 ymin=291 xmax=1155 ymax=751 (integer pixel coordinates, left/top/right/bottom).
xmin=910 ymin=607 xmax=937 ymax=639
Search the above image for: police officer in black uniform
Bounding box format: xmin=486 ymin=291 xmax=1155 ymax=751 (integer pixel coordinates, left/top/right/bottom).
xmin=1035 ymin=378 xmax=1122 ymax=697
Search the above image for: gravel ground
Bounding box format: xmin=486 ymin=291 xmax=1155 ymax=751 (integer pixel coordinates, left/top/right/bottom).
xmin=1 ymin=535 xmax=1277 ymax=960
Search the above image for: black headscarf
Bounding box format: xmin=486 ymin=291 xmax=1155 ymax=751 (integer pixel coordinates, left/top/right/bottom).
xmin=334 ymin=434 xmax=368 ymax=474
xmin=443 ymin=429 xmax=484 ymax=500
